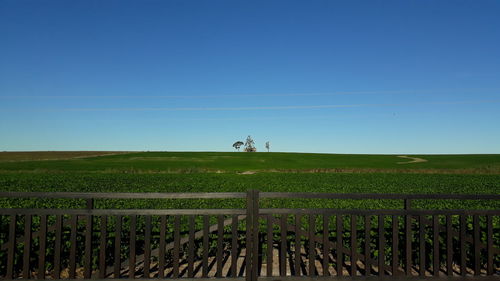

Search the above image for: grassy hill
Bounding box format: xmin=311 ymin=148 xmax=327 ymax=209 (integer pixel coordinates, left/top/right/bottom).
xmin=1 ymin=151 xmax=499 ymax=174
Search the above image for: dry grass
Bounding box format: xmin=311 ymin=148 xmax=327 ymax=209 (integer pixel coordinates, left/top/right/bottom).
xmin=268 ymin=167 xmax=500 ymax=174
xmin=1 ymin=167 xmax=498 ymax=175
xmin=0 ymin=151 xmax=129 ymax=162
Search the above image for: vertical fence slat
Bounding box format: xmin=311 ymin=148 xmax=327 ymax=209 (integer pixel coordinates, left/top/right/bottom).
xmin=129 ymin=215 xmax=136 ymax=279
xmin=364 ymin=215 xmax=371 ymax=276
xmin=487 ymin=215 xmax=493 ymax=276
xmin=473 ymin=214 xmax=481 ymax=275
xmin=419 ymin=215 xmax=425 ymax=276
xmin=69 ymin=215 xmax=77 ymax=279
xmin=158 ymin=215 xmax=166 ymax=278
xmin=460 ymin=215 xmax=466 ymax=276
xmin=202 ymin=215 xmax=209 ymax=278
xmin=231 ymin=215 xmax=239 ymax=277
xmin=23 ymin=214 xmax=32 ymax=279
xmin=392 ymin=215 xmax=398 ymax=276
xmin=114 ymin=215 xmax=122 ymax=278
xmin=336 ymin=214 xmax=343 ymax=276
xmin=405 ymin=197 xmax=412 ymax=277
xmin=267 ymin=214 xmax=273 ymax=277
xmin=144 ymin=215 xmax=151 ymax=278
xmin=84 ymin=214 xmax=92 ymax=279
xmin=173 ymin=215 xmax=180 ymax=278
xmin=378 ymin=215 xmax=385 ymax=277
xmin=38 ymin=214 xmax=47 ymax=279
xmin=280 ymin=214 xmax=287 ymax=276
xmin=251 ymin=190 xmax=260 ymax=281
xmin=446 ymin=215 xmax=452 ymax=276
xmin=294 ymin=214 xmax=301 ymax=277
xmin=351 ymin=215 xmax=357 ymax=276
xmin=142 ymin=217 xmax=152 ymax=275
xmin=405 ymin=215 xmax=412 ymax=276
xmin=322 ymin=215 xmax=329 ymax=276
xmin=216 ymin=215 xmax=224 ymax=277
xmin=246 ymin=191 xmax=253 ymax=281
xmin=6 ymin=215 xmax=16 ymax=279
xmin=433 ymin=215 xmax=439 ymax=277
xmin=308 ymin=214 xmax=315 ymax=276
xmin=473 ymin=214 xmax=480 ymax=276
xmin=188 ymin=215 xmax=196 ymax=278
xmin=53 ymin=215 xmax=62 ymax=279
xmin=98 ymin=216 xmax=107 ymax=279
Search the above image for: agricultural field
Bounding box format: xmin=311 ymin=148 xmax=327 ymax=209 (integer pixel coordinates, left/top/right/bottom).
xmin=0 ymin=151 xmax=499 ymax=276
xmin=0 ymin=151 xmax=499 ymax=210
xmin=1 ymin=151 xmax=500 ymax=173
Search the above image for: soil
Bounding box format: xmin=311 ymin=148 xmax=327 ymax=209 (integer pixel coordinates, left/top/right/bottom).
xmin=397 ymin=155 xmax=428 ymax=164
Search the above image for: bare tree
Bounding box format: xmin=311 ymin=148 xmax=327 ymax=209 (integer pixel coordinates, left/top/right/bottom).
xmin=244 ymin=135 xmax=256 ymax=152
xmin=232 ymin=141 xmax=244 ymax=152
xmin=265 ymin=141 xmax=270 ymax=152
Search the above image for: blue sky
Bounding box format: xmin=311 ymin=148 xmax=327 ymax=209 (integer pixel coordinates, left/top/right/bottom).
xmin=1 ymin=0 xmax=499 ymax=153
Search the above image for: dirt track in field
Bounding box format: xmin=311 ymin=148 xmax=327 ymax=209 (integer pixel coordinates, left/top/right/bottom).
xmin=396 ymin=155 xmax=428 ymax=164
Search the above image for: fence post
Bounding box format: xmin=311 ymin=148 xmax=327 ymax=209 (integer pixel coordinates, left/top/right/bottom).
xmin=404 ymin=198 xmax=411 ymax=211
xmin=246 ymin=190 xmax=259 ymax=281
xmin=86 ymin=198 xmax=94 ymax=210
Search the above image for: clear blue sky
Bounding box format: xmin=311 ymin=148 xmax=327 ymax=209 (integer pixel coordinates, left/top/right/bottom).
xmin=1 ymin=0 xmax=499 ymax=154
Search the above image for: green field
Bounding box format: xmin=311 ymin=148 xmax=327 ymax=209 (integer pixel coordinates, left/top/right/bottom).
xmin=0 ymin=151 xmax=499 ymax=210
xmin=1 ymin=151 xmax=500 ymax=173
xmin=1 ymin=152 xmax=499 ymax=272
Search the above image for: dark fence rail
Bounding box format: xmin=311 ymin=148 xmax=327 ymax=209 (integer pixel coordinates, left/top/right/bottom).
xmin=0 ymin=191 xmax=499 ymax=280
xmin=261 ymin=192 xmax=500 ymax=200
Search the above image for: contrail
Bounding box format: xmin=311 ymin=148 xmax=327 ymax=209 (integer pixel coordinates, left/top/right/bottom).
xmin=63 ymin=104 xmax=366 ymax=112
xmin=3 ymin=99 xmax=498 ymax=112
xmin=0 ymin=91 xmax=405 ymax=99
xmin=1 ymin=88 xmax=499 ymax=99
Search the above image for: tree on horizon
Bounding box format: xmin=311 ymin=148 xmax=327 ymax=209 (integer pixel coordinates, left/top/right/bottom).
xmin=244 ymin=135 xmax=256 ymax=152
xmin=232 ymin=141 xmax=244 ymax=151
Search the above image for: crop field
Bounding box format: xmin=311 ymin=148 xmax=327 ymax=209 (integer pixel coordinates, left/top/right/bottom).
xmin=0 ymin=151 xmax=499 ymax=210
xmin=0 ymin=151 xmax=499 ymax=276
xmin=1 ymin=151 xmax=500 ymax=173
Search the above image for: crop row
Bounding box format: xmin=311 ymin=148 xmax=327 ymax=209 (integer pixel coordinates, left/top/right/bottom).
xmin=0 ymin=172 xmax=499 ymax=210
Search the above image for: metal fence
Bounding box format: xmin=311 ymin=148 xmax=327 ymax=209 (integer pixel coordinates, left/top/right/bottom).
xmin=0 ymin=191 xmax=499 ymax=280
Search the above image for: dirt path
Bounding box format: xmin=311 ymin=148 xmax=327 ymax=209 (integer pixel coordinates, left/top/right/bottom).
xmin=238 ymin=171 xmax=257 ymax=175
xmin=397 ymin=155 xmax=428 ymax=164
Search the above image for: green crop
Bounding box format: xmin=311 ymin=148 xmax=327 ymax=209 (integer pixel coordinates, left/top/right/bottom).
xmin=0 ymin=172 xmax=499 ymax=210
xmin=0 ymin=151 xmax=499 ymax=277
